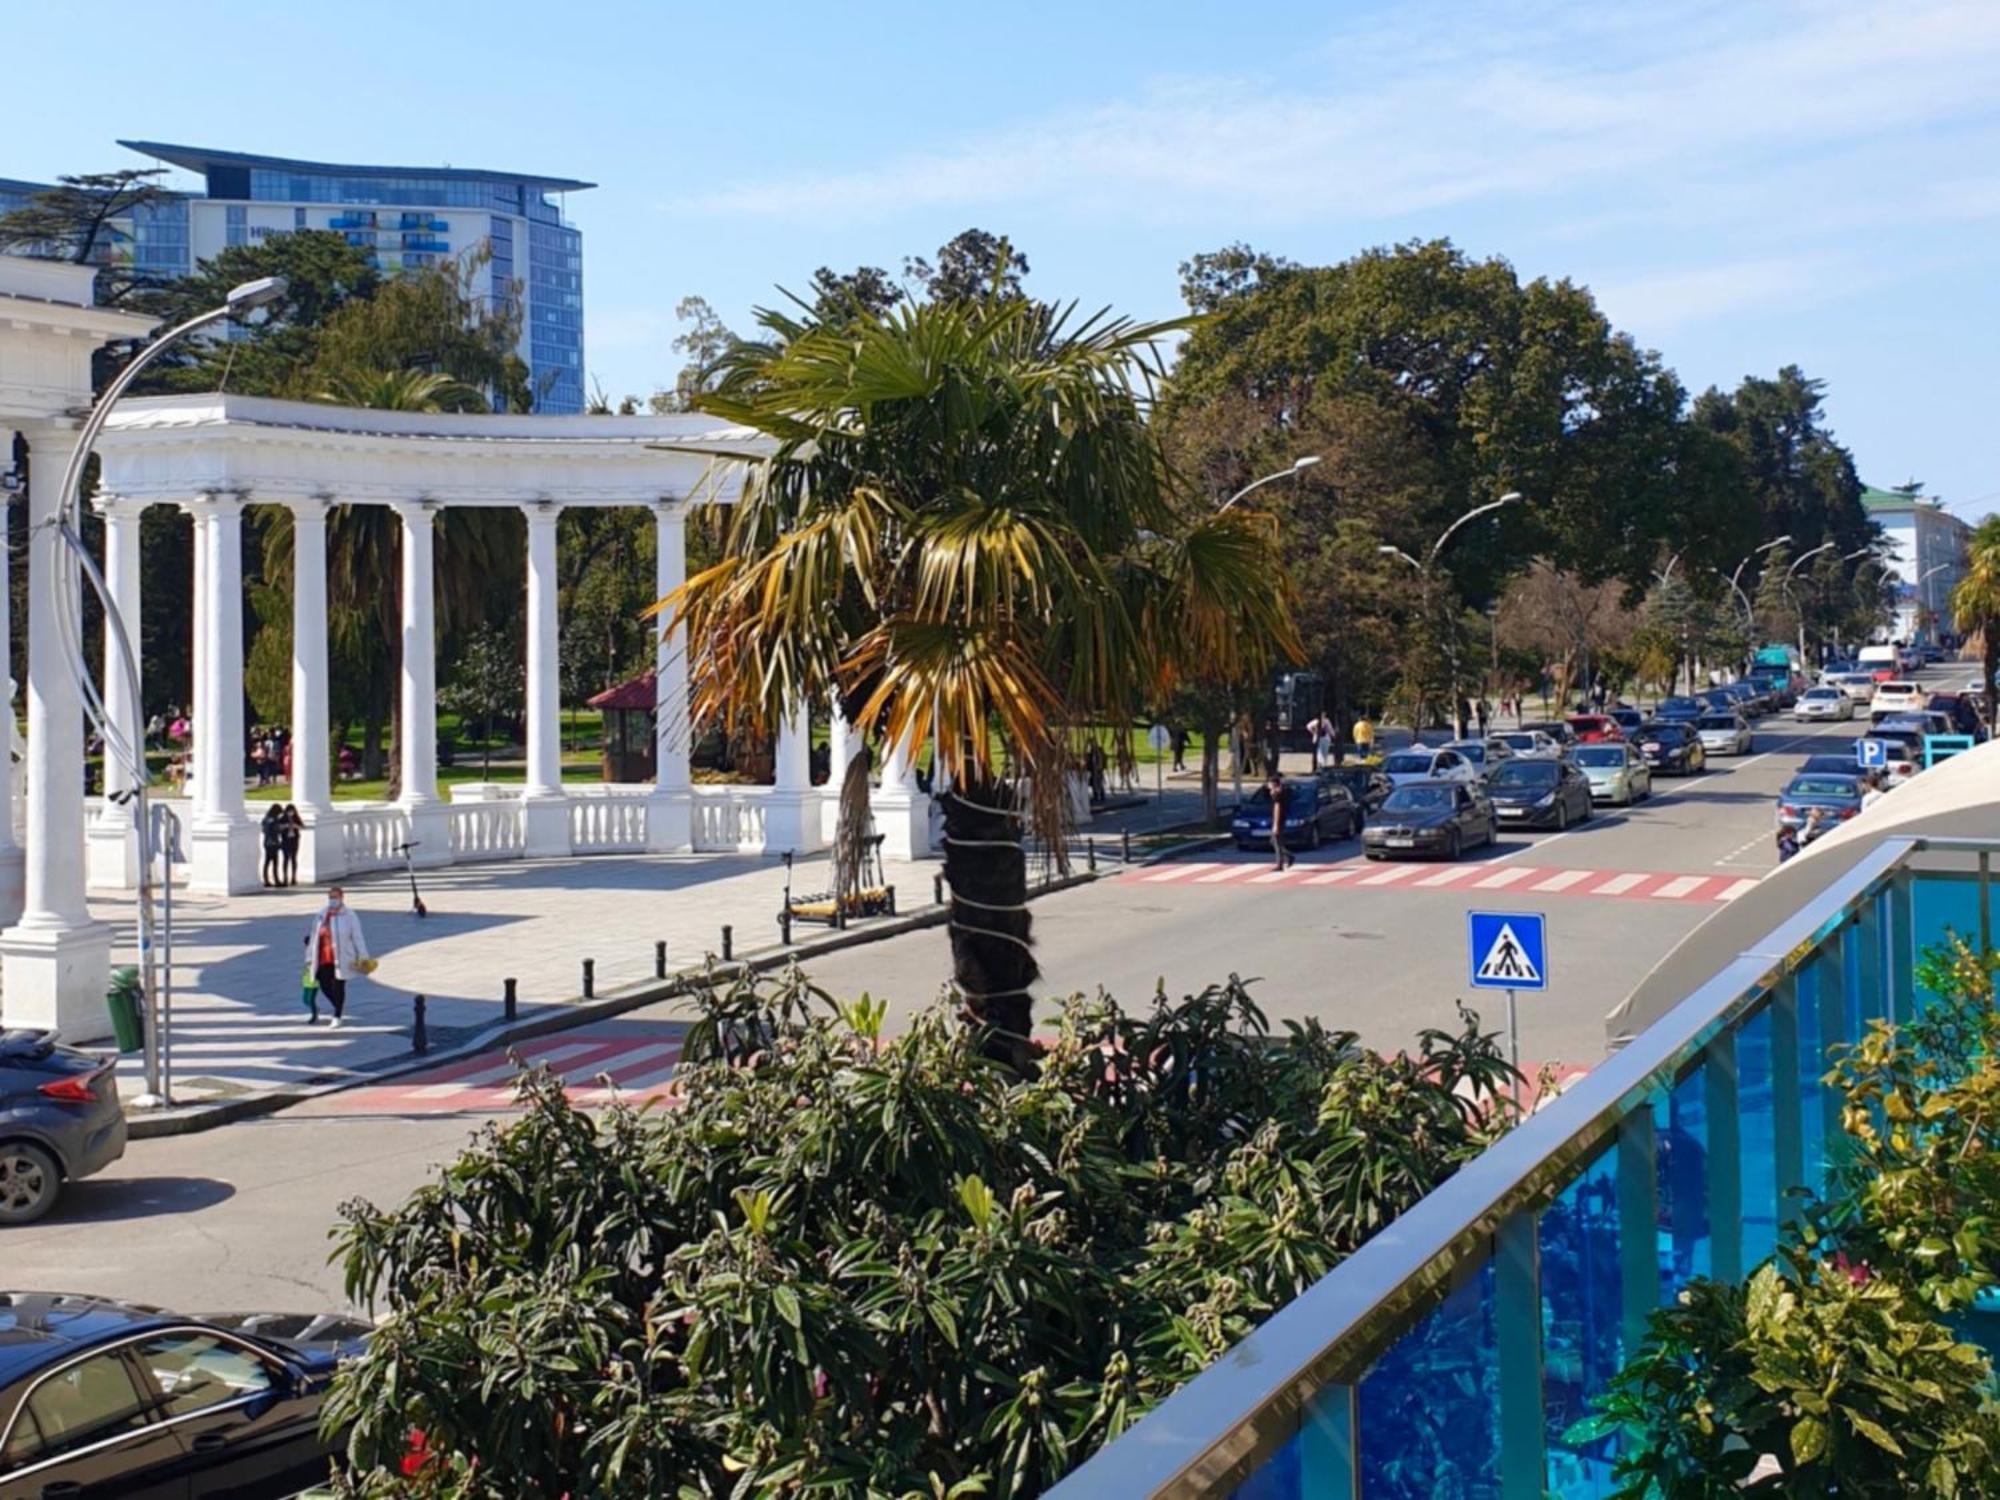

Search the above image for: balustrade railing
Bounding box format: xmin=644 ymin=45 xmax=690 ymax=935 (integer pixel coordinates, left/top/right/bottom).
xmin=448 ymin=801 xmax=525 ymax=859
xmin=1053 ymin=834 xmax=1998 ymax=1500
xmin=337 ymin=805 xmax=412 ymax=874
xmin=570 ymin=794 xmax=649 ymax=853
xmin=691 ymin=786 xmax=769 ymax=852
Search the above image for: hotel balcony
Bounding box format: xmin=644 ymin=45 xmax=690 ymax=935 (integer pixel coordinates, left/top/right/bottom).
xmin=1056 ymin=744 xmax=2000 ymax=1499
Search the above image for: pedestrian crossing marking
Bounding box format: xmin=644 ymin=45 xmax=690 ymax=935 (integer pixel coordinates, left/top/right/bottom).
xmin=1531 ymin=870 xmax=1590 ymax=893
xmin=1474 ymin=921 xmax=1543 ymax=985
xmin=1195 ymin=865 xmax=1257 ymax=883
xmin=1654 ymin=875 xmax=1706 ymax=899
xmin=1116 ymin=860 xmax=1765 ymax=907
xmin=1358 ymin=864 xmax=1418 ymax=886
xmin=1142 ymin=864 xmax=1205 ymax=882
xmin=1416 ymin=866 xmax=1477 ymax=887
xmin=1592 ymin=872 xmax=1647 ymax=895
xmin=1304 ymin=868 xmax=1359 ymax=886
xmin=322 ymin=1032 xmax=685 ymax=1115
xmin=1474 ymin=867 xmax=1532 ymax=889
xmin=1716 ymin=877 xmax=1758 ymax=901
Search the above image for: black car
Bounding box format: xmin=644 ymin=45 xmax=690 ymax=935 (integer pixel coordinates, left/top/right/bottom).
xmin=1747 ymin=672 xmax=1796 ymax=709
xmin=1925 ymin=693 xmax=1985 ymax=739
xmin=1486 ymin=757 xmax=1595 ymax=831
xmin=0 ymin=1292 xmax=374 ymax=1497
xmin=1635 ymin=720 xmax=1706 ymax=775
xmin=1230 ymin=779 xmax=1360 ymax=852
xmin=1360 ymin=780 xmax=1497 ymax=861
xmin=1320 ymin=763 xmax=1393 ymax=817
xmin=1 ymin=1031 xmax=126 ymax=1227
xmin=1518 ymin=720 xmax=1577 ymax=749
xmin=1654 ymin=697 xmax=1705 ymax=722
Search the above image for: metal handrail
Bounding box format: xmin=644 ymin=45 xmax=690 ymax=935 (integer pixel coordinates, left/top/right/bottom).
xmin=1049 ymin=834 xmax=1923 ymax=1497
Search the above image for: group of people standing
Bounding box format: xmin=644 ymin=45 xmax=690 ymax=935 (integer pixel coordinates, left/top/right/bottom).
xmin=249 ymin=725 xmax=293 ymax=787
xmin=259 ymin=804 xmax=306 ymax=886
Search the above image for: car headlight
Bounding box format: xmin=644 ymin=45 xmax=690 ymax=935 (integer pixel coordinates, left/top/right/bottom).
xmin=1535 ymin=793 xmax=1556 ymax=807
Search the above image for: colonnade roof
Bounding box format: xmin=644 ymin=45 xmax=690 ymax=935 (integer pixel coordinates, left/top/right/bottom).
xmin=93 ymin=392 xmax=770 ymax=508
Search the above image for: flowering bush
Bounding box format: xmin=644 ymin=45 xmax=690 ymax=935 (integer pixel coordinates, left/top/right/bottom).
xmin=323 ymin=967 xmax=1519 ymax=1496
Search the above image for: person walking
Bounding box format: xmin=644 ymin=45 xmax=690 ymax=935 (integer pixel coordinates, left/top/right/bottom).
xmin=1776 ymin=823 xmax=1801 ymax=863
xmin=1353 ymin=713 xmax=1376 ymax=761
xmin=1475 ymin=699 xmax=1491 ymax=735
xmin=304 ymin=886 xmax=372 ymax=1028
xmin=1170 ymin=725 xmax=1189 ymax=774
xmin=1860 ymin=770 xmax=1887 ymax=813
xmin=279 ymin=804 xmax=304 ymax=886
xmin=259 ymin=805 xmax=284 ymax=888
xmin=1312 ymin=715 xmax=1336 ymax=771
xmin=1264 ymin=772 xmax=1295 ymax=871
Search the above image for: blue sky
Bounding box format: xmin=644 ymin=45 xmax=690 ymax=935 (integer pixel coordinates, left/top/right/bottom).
xmin=10 ymin=0 xmax=1997 ymax=514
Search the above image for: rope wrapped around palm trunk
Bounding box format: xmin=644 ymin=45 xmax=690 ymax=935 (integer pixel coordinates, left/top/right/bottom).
xmin=940 ymin=775 xmax=1039 ymax=1066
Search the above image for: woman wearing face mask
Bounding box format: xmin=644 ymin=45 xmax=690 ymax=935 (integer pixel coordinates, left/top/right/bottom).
xmin=304 ymin=886 xmax=373 ymax=1028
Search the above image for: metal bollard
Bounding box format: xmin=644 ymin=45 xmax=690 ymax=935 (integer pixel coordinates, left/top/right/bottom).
xmin=412 ymin=994 xmax=429 ymax=1054
xmin=722 ymin=924 xmax=733 ymax=961
xmin=503 ymin=976 xmax=518 ymax=1021
xmin=1122 ymin=830 xmax=1132 ymax=864
xmin=886 ymin=885 xmax=897 ymax=916
xmin=1087 ymin=837 xmax=1097 ymax=871
xmin=934 ymin=873 xmax=945 ymax=906
xmin=582 ymin=958 xmax=595 ymax=999
xmin=780 ymin=907 xmax=793 ymax=946
xmin=655 ymin=940 xmax=668 ymax=979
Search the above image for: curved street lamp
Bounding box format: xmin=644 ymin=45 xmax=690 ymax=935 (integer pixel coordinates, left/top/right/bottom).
xmin=45 ymin=275 xmax=289 ymax=1105
xmin=1217 ymin=454 xmax=1321 ymax=514
xmin=1781 ymin=541 xmax=1837 ymax=661
xmin=1380 ymin=490 xmax=1526 ymax=736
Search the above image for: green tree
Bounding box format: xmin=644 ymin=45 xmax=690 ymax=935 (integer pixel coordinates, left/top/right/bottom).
xmin=440 ymin=623 xmax=521 ymax=777
xmin=1177 ymin=241 xmax=1298 ymax=313
xmin=0 ymin=169 xmax=171 ymax=303
xmin=305 ymin=255 xmax=529 ymax=412
xmin=317 ymin=367 xmax=487 ymax=413
xmin=1752 ymin=543 xmax=1798 ymax=648
xmin=659 ymin=294 xmax=736 ymax=411
xmin=1953 ymin=516 xmax=2000 ymax=731
xmin=806 ymin=262 xmax=902 ymax=320
xmin=663 ymin=294 xmax=1297 ymax=1054
xmin=905 ymin=227 xmax=1029 ymax=302
xmin=1692 ymin=366 xmax=1872 ymax=562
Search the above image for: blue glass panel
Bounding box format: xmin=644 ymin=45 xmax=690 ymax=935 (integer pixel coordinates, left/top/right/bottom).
xmin=1844 ymin=925 xmax=1863 ymax=1039
xmin=1737 ymin=1007 xmax=1777 ymax=1268
xmin=1911 ymin=872 xmax=1982 ymax=1012
xmin=1797 ymin=959 xmax=1826 ymax=1180
xmin=1233 ymin=1428 xmax=1304 ymax=1500
xmin=1357 ymin=1260 xmax=1499 ymax=1498
xmin=1657 ymin=1063 xmax=1710 ymax=1294
xmin=1540 ymin=1144 xmax=1621 ymax=1497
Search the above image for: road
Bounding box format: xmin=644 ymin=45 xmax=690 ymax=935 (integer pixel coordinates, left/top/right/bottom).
xmin=3 ymin=673 xmax=1951 ymax=1313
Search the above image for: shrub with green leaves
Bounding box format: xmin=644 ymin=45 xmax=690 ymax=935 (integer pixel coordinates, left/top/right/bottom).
xmin=1580 ymin=938 xmax=2000 ymax=1497
xmin=323 ymin=968 xmax=1519 ymax=1497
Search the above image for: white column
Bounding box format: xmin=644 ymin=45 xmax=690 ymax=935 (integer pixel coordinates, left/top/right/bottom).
xmin=0 ymin=466 xmax=21 ymax=927
xmin=86 ymin=495 xmax=146 ymax=888
xmin=188 ymin=496 xmax=258 ymax=894
xmin=521 ymin=502 xmax=569 ymax=857
xmin=1 ymin=424 xmax=112 ymax=1036
xmin=646 ymin=501 xmax=692 ymax=851
xmin=872 ymin=729 xmax=933 ymax=862
xmin=394 ymin=501 xmax=449 ymax=865
xmin=289 ymin=498 xmax=339 ymax=882
xmin=185 ymin=500 xmax=208 ymax=820
xmin=762 ymin=698 xmax=821 ymax=853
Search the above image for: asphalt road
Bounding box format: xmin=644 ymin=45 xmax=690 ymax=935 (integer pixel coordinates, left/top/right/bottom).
xmin=3 ymin=670 xmax=1956 ymax=1315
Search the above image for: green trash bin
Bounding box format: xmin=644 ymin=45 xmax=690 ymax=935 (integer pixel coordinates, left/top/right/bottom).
xmin=105 ymin=966 xmax=144 ymax=1055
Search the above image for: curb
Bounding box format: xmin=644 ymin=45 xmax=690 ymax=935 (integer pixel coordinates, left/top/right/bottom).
xmin=126 ymin=835 xmax=1214 ymax=1139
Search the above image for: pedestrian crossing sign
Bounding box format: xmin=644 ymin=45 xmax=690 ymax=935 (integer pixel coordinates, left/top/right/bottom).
xmin=1468 ymin=910 xmax=1548 ymax=991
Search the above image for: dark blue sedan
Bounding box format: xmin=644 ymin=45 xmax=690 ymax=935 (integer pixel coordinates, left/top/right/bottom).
xmin=1231 ymin=779 xmax=1361 ymax=852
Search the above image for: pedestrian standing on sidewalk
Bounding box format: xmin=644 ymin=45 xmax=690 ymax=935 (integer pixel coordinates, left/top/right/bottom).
xmin=304 ymin=886 xmax=372 ymax=1028
xmin=279 ymin=804 xmax=304 ymax=886
xmin=1353 ymin=713 xmax=1375 ymax=761
xmin=1170 ymin=725 xmax=1188 ymax=773
xmin=1264 ymin=772 xmax=1294 ymax=870
xmin=259 ymin=805 xmax=284 ymax=888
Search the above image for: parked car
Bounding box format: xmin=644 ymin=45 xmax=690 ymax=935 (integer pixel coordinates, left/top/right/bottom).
xmin=1720 ymin=682 xmax=1765 ymax=716
xmin=1378 ymin=746 xmax=1480 ymax=788
xmin=1793 ymin=685 xmax=1855 ymax=722
xmin=1924 ymin=693 xmax=1984 ymax=739
xmin=1320 ymin=764 xmax=1394 ymax=817
xmin=1800 ymin=753 xmax=1870 ymax=777
xmin=1635 ymin=720 xmax=1707 ymax=775
xmin=1776 ymin=773 xmax=1866 ymax=830
xmin=1360 ymin=780 xmax=1497 ymax=861
xmin=1857 ymin=643 xmax=1898 ymax=680
xmin=0 ymin=1291 xmax=374 ymax=1496
xmin=1230 ymin=779 xmax=1361 ymax=852
xmin=1572 ymin=742 xmax=1653 ymax=805
xmin=1519 ymin=720 xmax=1578 ymax=749
xmin=1857 ymin=728 xmax=1924 ymax=788
xmin=1 ymin=1031 xmax=126 ymax=1227
xmin=1562 ymin=714 xmax=1623 ymax=744
xmin=1827 ymin=672 xmax=1878 ymax=704
xmin=1695 ymin=713 xmax=1754 ymax=756
xmin=1746 ymin=673 xmax=1796 ymax=709
xmin=1440 ymin=738 xmax=1514 ymax=781
xmin=1491 ymin=729 xmax=1563 ymax=760
xmin=1606 ymin=706 xmax=1647 ymax=736
xmin=1868 ymin=681 xmax=1926 ymax=723
xmin=1487 ymin=757 xmax=1596 ymax=830
xmin=1654 ymin=697 xmax=1705 ymax=722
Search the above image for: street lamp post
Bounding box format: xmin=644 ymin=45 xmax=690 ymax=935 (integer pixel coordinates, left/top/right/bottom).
xmin=1217 ymin=454 xmax=1321 ymax=514
xmin=1782 ymin=541 xmax=1836 ymax=663
xmin=1724 ymin=534 xmax=1792 ymax=642
xmin=1913 ymin=562 xmax=1951 ymax=646
xmin=1381 ymin=491 xmax=1524 ymax=738
xmin=46 ymin=275 xmax=288 ymax=1106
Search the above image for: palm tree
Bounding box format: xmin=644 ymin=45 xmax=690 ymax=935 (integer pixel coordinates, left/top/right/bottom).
xmin=1953 ymin=516 xmax=2000 ymax=732
xmin=317 ymin=366 xmax=488 ymax=414
xmin=659 ymin=295 xmax=1298 ymax=1057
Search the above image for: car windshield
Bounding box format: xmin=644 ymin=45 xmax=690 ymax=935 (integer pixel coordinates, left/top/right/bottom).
xmin=1880 ymin=682 xmax=1917 ymax=694
xmin=1662 ymin=698 xmax=1701 ymax=714
xmin=1801 ymin=756 xmax=1860 ymax=774
xmin=1382 ymin=754 xmax=1435 ymax=774
xmin=1787 ymin=778 xmax=1860 ymax=799
xmin=1698 ymin=716 xmax=1737 ymax=730
xmin=1565 ymin=718 xmax=1602 ymax=730
xmin=1494 ymin=734 xmax=1538 ymax=751
xmin=1493 ymin=761 xmax=1559 ymax=787
xmin=1803 ymin=688 xmax=1841 ymax=699
xmin=1573 ymin=746 xmax=1626 ymax=768
xmin=1447 ymin=743 xmax=1487 ymax=762
xmin=1382 ymin=786 xmax=1452 ymax=812
xmin=1641 ymin=725 xmax=1685 ymax=743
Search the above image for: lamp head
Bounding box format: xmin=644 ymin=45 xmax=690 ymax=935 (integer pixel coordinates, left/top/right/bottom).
xmin=1292 ymin=455 xmax=1323 ymax=472
xmin=1498 ymin=490 xmax=1523 ymax=504
xmin=225 ymin=276 xmax=288 ymax=315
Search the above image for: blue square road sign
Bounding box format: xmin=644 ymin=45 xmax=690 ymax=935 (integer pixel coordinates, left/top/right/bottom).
xmin=1468 ymin=910 xmax=1548 ymax=992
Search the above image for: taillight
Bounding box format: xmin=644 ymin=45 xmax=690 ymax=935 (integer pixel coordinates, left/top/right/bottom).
xmin=1779 ymin=804 xmax=1799 ymax=820
xmin=38 ymin=1070 xmax=100 ymax=1104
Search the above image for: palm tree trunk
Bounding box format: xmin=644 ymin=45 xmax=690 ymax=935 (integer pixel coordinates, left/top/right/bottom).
xmin=940 ymin=773 xmax=1038 ymax=1068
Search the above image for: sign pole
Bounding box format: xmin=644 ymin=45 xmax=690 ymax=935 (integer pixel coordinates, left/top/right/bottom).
xmin=1507 ymin=987 xmax=1519 ymax=1085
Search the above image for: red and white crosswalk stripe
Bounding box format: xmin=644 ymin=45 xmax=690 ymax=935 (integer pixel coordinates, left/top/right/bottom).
xmin=325 ymin=1031 xmax=683 ymax=1114
xmin=1125 ymin=862 xmax=1764 ymax=905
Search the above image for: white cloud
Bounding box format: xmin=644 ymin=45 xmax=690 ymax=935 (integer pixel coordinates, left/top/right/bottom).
xmin=1593 ymin=255 xmax=1853 ymax=333
xmin=673 ymin=0 xmax=2000 ymax=229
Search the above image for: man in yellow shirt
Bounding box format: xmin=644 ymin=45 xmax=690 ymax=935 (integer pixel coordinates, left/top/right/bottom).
xmin=1353 ymin=715 xmax=1376 ymax=760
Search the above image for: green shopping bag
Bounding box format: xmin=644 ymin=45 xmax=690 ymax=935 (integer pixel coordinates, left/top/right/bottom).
xmin=300 ymin=960 xmax=319 ymax=1013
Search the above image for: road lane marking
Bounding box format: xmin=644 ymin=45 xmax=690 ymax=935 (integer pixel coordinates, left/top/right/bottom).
xmin=1592 ymin=872 xmax=1647 ymax=895
xmin=1530 ymin=869 xmax=1592 ymax=892
xmin=1474 ymin=867 xmax=1532 ymax=889
xmin=405 ymin=1042 xmax=614 ymax=1099
xmin=1143 ymin=864 xmax=1209 ymax=882
xmin=1416 ymin=866 xmax=1478 ymax=887
xmin=1195 ymin=865 xmax=1258 ymax=883
xmin=1357 ymin=864 xmax=1420 ymax=886
xmin=1654 ymin=875 xmax=1707 ymax=899
xmin=1305 ymin=867 xmax=1361 ymax=885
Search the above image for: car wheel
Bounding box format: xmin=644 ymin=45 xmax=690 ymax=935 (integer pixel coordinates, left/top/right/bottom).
xmin=1445 ymin=829 xmax=1462 ymax=861
xmin=1486 ymin=818 xmax=1499 ymax=847
xmin=1554 ymin=802 xmax=1569 ymax=832
xmin=1309 ymin=821 xmax=1323 ymax=850
xmin=0 ymin=1141 xmax=61 ymax=1226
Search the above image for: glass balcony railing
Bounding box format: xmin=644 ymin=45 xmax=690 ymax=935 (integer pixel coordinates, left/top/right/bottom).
xmin=1052 ymin=833 xmax=1999 ymax=1500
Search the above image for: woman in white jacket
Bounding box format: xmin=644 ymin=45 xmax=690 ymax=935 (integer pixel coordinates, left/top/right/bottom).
xmin=305 ymin=886 xmax=372 ymax=1028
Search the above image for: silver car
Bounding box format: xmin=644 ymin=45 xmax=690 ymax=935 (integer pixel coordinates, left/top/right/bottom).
xmin=1794 ymin=686 xmax=1855 ymax=722
xmin=1695 ymin=713 xmax=1754 ymax=756
xmin=1571 ymin=742 xmax=1653 ymax=805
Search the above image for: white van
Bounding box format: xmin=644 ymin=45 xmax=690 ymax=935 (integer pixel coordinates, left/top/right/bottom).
xmin=1857 ymin=644 xmax=1898 ymax=677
